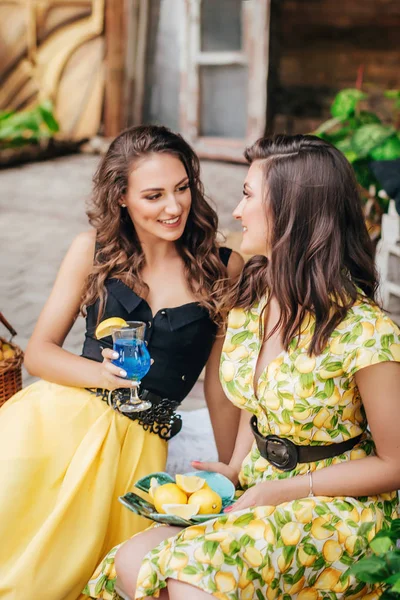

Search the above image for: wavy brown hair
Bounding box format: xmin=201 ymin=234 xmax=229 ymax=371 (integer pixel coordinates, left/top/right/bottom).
xmin=228 ymin=134 xmax=378 ymax=355
xmin=81 ymin=125 xmax=229 ymax=324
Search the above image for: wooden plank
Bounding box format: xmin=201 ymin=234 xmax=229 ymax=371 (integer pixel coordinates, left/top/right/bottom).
xmin=131 ymin=0 xmax=149 ymax=125
xmin=104 ymin=0 xmax=125 ymax=136
xmin=196 ymin=51 xmax=247 ymax=66
xmin=246 ymin=0 xmax=270 ymax=141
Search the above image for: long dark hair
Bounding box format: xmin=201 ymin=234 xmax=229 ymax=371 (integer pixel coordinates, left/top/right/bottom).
xmin=228 ymin=134 xmax=378 ymax=354
xmin=81 ymin=125 xmax=228 ymax=324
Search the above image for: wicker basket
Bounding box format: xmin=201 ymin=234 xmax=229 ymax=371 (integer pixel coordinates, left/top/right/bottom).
xmin=0 ymin=313 xmax=24 ymax=408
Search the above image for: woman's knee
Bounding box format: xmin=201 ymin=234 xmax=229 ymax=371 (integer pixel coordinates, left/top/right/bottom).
xmin=115 ymin=526 xmax=181 ymax=596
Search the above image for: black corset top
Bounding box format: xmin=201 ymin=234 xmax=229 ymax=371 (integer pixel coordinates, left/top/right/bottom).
xmin=81 ymin=247 xmax=232 ymax=406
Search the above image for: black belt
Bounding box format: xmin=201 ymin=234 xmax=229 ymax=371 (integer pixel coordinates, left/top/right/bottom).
xmin=87 ymin=388 xmax=182 ymax=441
xmin=250 ymin=416 xmax=362 ymax=472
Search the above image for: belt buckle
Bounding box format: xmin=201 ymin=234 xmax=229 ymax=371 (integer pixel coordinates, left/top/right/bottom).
xmin=266 ymin=435 xmax=298 ymax=471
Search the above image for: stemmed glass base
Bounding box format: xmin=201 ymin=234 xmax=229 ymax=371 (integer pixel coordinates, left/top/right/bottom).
xmin=119 ymin=382 xmax=152 ymax=413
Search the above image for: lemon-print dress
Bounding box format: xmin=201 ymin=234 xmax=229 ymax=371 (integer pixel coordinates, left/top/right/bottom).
xmin=124 ymin=296 xmax=400 ymax=600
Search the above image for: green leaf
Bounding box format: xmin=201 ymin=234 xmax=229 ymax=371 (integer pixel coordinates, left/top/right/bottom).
xmin=370 ymin=535 xmax=393 ymax=555
xmin=349 ymin=556 xmax=390 ymax=583
xmin=182 ymin=566 xmax=200 ymax=575
xmin=283 ymin=545 xmax=296 ymax=563
xmin=358 ymin=110 xmax=382 ymax=125
xmin=315 ymin=505 xmax=330 ymax=516
xmin=292 ymin=566 xmax=306 ymax=583
xmin=94 ymin=575 xmax=108 ymax=595
xmin=324 ymin=361 xmax=343 ymax=372
xmin=105 ymin=578 xmax=116 ymax=592
xmin=233 ymin=513 xmax=254 ymax=527
xmin=370 ymin=134 xmax=400 ymax=161
xmin=384 ymin=550 xmax=400 ymax=573
xmin=324 ymin=379 xmax=335 ymax=397
xmin=357 ymin=522 xmax=375 ymax=537
xmin=351 ymin=124 xmax=395 ymax=158
xmin=231 ymin=331 xmax=250 ymax=344
xmin=331 ymin=89 xmax=366 ymax=119
xmin=364 ymin=339 xmax=376 ymax=348
xmin=38 ymin=100 xmax=60 ymax=133
xmin=303 ymin=543 xmax=319 ymax=556
xmin=247 ymin=568 xmax=263 ymax=582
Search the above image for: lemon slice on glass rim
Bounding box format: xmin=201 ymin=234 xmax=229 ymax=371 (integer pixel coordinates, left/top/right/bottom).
xmin=95 ymin=317 xmax=128 ymax=340
xmin=161 ymin=504 xmax=200 ymax=519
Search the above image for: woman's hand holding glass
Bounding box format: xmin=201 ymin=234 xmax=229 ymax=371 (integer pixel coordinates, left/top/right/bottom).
xmin=100 ymin=348 xmax=139 ymax=391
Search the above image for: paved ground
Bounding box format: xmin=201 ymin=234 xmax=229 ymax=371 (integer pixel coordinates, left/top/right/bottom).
xmin=0 ymin=153 xmax=247 ymax=409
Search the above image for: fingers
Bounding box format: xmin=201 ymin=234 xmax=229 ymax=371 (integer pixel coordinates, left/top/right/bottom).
xmin=191 ymin=461 xmax=223 ymax=473
xmin=102 ymin=348 xmax=118 ymax=361
xmin=224 ymin=492 xmax=254 ymax=513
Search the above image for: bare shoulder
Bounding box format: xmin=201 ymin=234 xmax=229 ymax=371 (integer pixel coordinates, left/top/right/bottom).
xmin=69 ymin=229 xmax=97 ymax=254
xmin=61 ymin=229 xmax=96 ymax=277
xmin=226 ymin=250 xmax=244 ymax=280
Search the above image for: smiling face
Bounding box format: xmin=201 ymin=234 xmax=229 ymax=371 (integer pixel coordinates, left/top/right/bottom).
xmin=124 ymin=153 xmax=192 ymax=244
xmin=232 ymin=160 xmax=270 ymax=257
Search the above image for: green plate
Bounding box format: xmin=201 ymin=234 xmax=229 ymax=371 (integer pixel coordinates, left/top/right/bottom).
xmin=119 ymin=470 xmax=235 ymax=527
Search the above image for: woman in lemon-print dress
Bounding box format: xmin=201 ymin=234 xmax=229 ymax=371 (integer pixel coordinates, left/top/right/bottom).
xmin=87 ymin=135 xmax=400 ymax=600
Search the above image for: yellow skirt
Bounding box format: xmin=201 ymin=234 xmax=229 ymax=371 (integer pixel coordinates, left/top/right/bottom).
xmin=0 ymin=380 xmax=167 ymax=600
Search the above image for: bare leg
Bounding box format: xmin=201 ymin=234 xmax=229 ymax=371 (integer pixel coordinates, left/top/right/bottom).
xmin=114 ymin=525 xmax=182 ymax=599
xmin=168 ymin=580 xmax=212 ymax=600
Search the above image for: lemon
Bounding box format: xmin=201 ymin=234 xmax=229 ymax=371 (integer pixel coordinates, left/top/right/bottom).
xmin=294 ymin=355 xmax=316 ymax=373
xmin=311 ymin=516 xmax=334 ymax=540
xmin=323 ymin=540 xmax=343 ymax=562
xmin=188 ymin=487 xmax=222 ymax=514
xmin=261 ymin=565 xmax=275 ymax=584
xmin=175 ymin=474 xmax=206 ymax=495
xmin=298 ymin=545 xmax=316 ymax=567
xmin=229 ymin=309 xmax=247 ymax=329
xmin=243 ymin=546 xmax=263 ymax=567
xmin=215 ymin=571 xmax=236 ymax=593
xmin=220 ymin=360 xmax=235 ymax=382
xmin=376 ymin=316 xmax=393 ymax=334
xmin=285 ymin=576 xmax=306 ymax=596
xmin=281 ymin=522 xmax=301 ymax=546
xmin=314 ymin=567 xmax=341 ymax=590
xmin=241 ymin=582 xmax=255 ymax=600
xmin=153 ymin=483 xmax=187 ymax=514
xmin=390 ymin=343 xmax=400 ymax=360
xmin=95 ymin=317 xmax=128 ymax=339
xmin=161 ymin=503 xmax=200 ymax=519
xmin=168 ymin=551 xmax=188 ymax=570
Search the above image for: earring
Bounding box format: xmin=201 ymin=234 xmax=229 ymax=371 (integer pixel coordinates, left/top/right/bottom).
xmin=121 ymin=203 xmax=126 ymax=208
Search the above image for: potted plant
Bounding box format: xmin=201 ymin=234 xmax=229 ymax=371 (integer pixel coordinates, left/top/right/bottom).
xmin=314 ymin=88 xmax=400 ymax=243
xmin=349 ymin=518 xmax=400 ymax=599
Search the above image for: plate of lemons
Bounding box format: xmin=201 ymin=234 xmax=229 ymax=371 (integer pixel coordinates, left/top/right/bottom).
xmin=119 ymin=471 xmax=235 ymax=526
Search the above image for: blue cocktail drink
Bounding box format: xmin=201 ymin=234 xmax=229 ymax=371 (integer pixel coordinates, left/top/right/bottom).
xmin=112 ymin=321 xmax=152 ymax=412
xmin=113 ymin=339 xmax=151 ymax=381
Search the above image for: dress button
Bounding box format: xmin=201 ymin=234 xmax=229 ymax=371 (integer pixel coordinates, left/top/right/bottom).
xmin=181 ymin=375 xmax=186 ymax=381
xmin=147 ymin=321 xmax=152 ymax=328
xmin=160 ymin=310 xmax=166 ymax=315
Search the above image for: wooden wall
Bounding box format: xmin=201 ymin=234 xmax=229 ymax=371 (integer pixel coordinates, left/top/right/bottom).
xmin=0 ymin=0 xmax=105 ymax=140
xmin=268 ymin=0 xmax=400 ymax=134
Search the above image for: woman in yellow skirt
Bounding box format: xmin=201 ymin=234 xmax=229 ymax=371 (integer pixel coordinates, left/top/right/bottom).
xmin=99 ymin=134 xmax=400 ymax=600
xmin=0 ymin=125 xmax=242 ymax=600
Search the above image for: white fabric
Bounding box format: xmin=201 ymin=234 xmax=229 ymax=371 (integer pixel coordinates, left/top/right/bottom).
xmin=166 ymin=408 xmax=218 ymax=477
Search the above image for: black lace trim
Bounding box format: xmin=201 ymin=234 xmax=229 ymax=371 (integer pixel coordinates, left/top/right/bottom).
xmin=88 ymin=388 xmax=182 ymax=440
